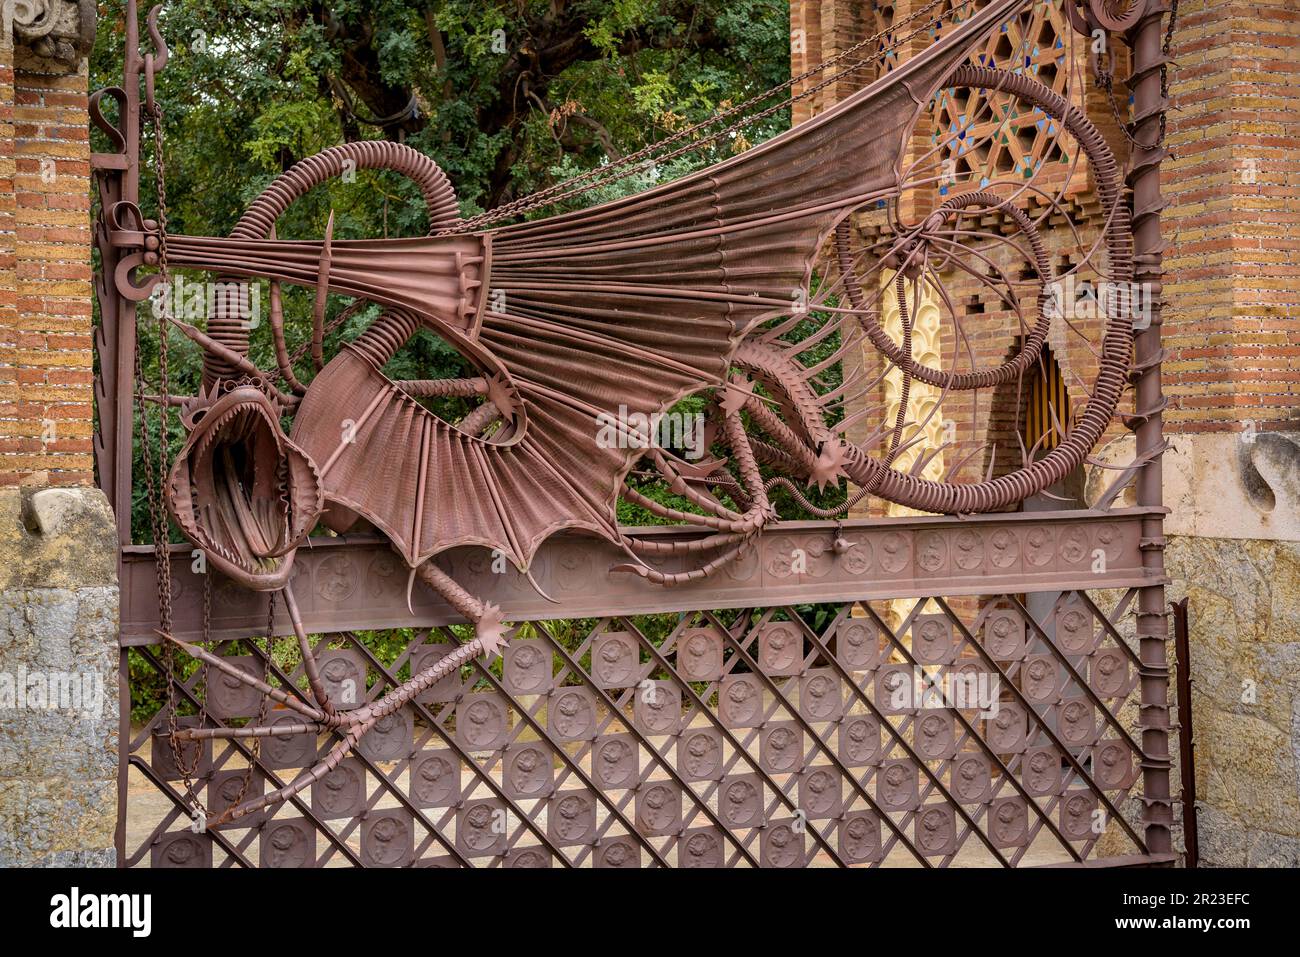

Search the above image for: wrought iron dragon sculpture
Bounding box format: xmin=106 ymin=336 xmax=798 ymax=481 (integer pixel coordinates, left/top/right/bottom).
xmin=96 ymin=0 xmax=1151 ymax=827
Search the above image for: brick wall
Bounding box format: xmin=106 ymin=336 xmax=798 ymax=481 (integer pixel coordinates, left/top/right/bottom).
xmin=0 ymin=36 xmax=93 ymax=487
xmin=1161 ymin=0 xmax=1300 ymax=435
xmin=804 ymin=0 xmax=1129 ymax=502
xmin=1 ymin=29 xmax=16 ymax=485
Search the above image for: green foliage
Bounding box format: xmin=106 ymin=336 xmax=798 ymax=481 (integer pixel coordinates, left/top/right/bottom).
xmin=93 ymin=1 xmax=790 ymax=224
xmin=94 ymin=3 xmax=803 ymax=715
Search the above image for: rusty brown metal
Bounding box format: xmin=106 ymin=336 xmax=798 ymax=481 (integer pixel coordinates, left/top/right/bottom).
xmin=165 ymin=384 xmax=322 ymax=591
xmin=117 ymin=590 xmax=1162 ymax=867
xmin=118 ymin=509 xmax=1164 ymax=644
xmin=1127 ymin=0 xmax=1177 ymax=862
xmin=92 ymin=0 xmax=1174 ymax=866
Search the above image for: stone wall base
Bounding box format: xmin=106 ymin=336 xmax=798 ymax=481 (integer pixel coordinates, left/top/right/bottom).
xmin=1166 ymin=534 xmax=1300 ymax=867
xmin=0 ymin=486 xmax=118 ymax=866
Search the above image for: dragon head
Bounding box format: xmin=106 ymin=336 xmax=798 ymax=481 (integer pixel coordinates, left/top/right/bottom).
xmin=166 ymin=381 xmax=323 ymax=591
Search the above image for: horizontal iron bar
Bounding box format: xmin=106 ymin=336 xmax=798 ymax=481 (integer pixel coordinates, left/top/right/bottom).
xmin=119 ymin=509 xmax=1166 ymax=645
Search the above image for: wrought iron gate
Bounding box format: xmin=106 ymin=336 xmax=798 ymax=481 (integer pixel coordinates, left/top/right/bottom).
xmin=95 ymin=0 xmax=1177 ymax=867
xmin=117 ymin=520 xmax=1170 ymax=867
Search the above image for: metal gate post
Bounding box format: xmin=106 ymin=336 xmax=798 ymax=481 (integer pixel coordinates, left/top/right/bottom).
xmin=1130 ymin=0 xmax=1175 ymax=857
xmin=95 ymin=2 xmax=146 ymax=868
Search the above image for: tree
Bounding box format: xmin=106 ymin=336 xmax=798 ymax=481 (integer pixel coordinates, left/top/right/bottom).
xmin=92 ymin=0 xmax=791 ymax=236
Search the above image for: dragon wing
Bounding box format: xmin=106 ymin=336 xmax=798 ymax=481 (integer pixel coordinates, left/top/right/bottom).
xmin=190 ymin=0 xmax=1025 ymax=570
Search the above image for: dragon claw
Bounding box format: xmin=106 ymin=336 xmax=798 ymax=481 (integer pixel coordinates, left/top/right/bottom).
xmin=475 ymin=603 xmax=508 ymax=660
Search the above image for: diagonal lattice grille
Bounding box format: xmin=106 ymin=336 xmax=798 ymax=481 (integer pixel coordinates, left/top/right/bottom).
xmin=125 ymin=586 xmax=1152 ymax=868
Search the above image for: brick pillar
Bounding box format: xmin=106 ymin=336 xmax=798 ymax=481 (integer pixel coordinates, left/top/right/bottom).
xmin=789 ymin=0 xmax=823 ymax=126
xmin=790 ymin=0 xmax=889 ymax=127
xmin=1 ymin=12 xmax=16 ymax=450
xmin=0 ymin=1 xmax=94 ymax=487
xmin=1163 ymin=0 xmax=1300 ymax=437
xmin=0 ymin=1 xmax=117 ymax=868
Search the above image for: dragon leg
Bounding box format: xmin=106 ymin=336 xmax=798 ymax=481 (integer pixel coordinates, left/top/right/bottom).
xmin=283 ymin=582 xmax=337 ymax=718
xmin=167 ymin=550 xmax=510 ymax=825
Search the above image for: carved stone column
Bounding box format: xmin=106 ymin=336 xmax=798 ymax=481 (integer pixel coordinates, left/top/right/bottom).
xmin=9 ymin=0 xmax=96 ymax=75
